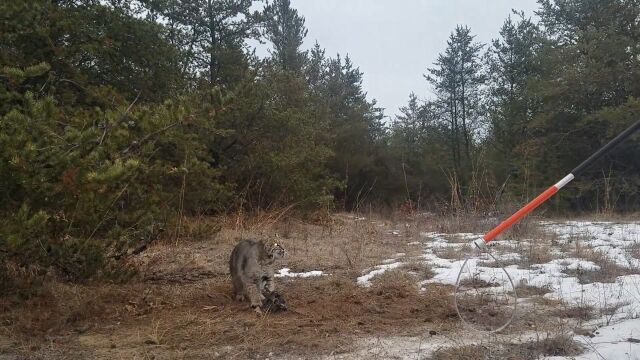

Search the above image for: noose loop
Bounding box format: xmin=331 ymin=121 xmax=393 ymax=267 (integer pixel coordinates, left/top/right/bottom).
xmin=454 ymin=245 xmax=518 ymax=333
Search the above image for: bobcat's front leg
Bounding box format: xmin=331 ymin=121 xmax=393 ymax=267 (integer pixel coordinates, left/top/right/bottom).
xmin=264 ymin=275 xmax=275 ymax=293
xmin=246 ymin=274 xmax=264 ymax=311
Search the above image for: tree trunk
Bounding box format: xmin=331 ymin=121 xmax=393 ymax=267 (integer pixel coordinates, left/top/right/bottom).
xmin=207 ymin=0 xmax=218 ymax=85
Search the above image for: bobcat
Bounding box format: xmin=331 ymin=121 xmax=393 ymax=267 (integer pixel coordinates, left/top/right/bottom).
xmin=229 ymin=238 xmax=285 ymax=313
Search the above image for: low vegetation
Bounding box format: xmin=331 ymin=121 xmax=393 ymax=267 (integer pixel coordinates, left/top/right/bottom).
xmin=428 ymin=335 xmax=583 ymax=360
xmin=3 ymin=0 xmax=640 ymax=358
xmin=1 ymin=215 xmax=459 ymax=358
xmin=562 ymin=249 xmax=640 ymax=284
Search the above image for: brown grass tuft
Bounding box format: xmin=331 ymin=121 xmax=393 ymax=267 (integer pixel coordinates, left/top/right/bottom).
xmin=401 ymin=260 xmax=435 ymax=281
xmin=551 ymin=304 xmax=594 ymax=320
xmin=433 ymin=246 xmax=466 ymax=260
xmin=516 ymin=243 xmax=555 ymax=266
xmin=514 ymin=283 xmax=553 ymax=297
xmin=370 ymin=269 xmax=419 ymax=298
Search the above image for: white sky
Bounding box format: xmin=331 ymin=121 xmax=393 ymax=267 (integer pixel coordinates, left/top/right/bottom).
xmin=252 ymin=0 xmax=540 ymax=119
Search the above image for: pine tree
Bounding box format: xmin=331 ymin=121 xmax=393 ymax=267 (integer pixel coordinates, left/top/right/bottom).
xmin=394 ymin=93 xmax=422 ymax=147
xmin=486 ymin=13 xmax=542 ymax=185
xmin=426 ymin=25 xmax=485 ymax=176
xmin=521 ymin=0 xmax=640 ymax=209
xmin=149 ymin=0 xmax=261 ymax=85
xmin=305 ymin=42 xmax=326 ymax=92
xmin=0 ymin=0 xmax=185 ymax=105
xmin=322 ymin=54 xmax=386 ymax=208
xmin=264 ymin=0 xmax=308 ymax=73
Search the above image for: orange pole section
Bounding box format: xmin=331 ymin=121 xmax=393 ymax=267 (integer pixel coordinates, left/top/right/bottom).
xmin=482 ymin=185 xmax=559 ymax=243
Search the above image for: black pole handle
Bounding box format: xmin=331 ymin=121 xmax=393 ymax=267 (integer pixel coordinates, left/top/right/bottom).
xmin=571 ymin=119 xmax=640 ymax=176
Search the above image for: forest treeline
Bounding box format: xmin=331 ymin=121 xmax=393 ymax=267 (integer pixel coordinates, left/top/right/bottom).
xmin=2 ymin=0 xmax=640 ymax=280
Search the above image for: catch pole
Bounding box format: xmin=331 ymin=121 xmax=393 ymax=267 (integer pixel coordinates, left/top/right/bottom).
xmin=473 ymin=119 xmax=640 ymax=249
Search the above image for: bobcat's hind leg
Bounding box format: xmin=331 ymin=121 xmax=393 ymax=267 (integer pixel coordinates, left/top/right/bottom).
xmin=234 ymin=286 xmax=246 ymax=302
xmin=231 ymin=275 xmax=246 ymax=302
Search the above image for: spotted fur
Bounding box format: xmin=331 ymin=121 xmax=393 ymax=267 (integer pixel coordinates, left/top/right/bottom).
xmin=229 ymin=239 xmax=285 ymax=310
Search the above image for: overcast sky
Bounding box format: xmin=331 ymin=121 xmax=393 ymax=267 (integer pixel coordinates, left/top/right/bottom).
xmin=254 ymin=0 xmax=540 ymax=119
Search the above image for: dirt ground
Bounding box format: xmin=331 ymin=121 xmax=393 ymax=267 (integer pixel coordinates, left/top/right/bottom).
xmin=0 ymin=213 xmax=462 ymax=359
xmin=1 ymin=212 xmax=614 ymax=359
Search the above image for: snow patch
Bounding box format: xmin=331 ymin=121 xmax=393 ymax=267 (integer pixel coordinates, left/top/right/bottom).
xmin=275 ymin=268 xmax=325 ymax=278
xmin=550 ymin=318 xmax=640 ymax=359
xmin=357 ymin=262 xmax=403 ymax=286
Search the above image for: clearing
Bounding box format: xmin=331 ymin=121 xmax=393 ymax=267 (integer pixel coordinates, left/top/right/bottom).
xmin=2 ymin=213 xmax=640 ymax=359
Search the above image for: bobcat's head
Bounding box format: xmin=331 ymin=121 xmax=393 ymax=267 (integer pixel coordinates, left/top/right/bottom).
xmin=265 ymin=240 xmax=285 ymax=260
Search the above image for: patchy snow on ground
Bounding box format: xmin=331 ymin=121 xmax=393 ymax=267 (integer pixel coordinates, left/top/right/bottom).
xmin=275 ymin=268 xmax=325 ymax=278
xmin=355 ymin=220 xmax=640 ymax=359
xmin=565 ymin=318 xmax=640 ymax=360
xmin=543 ymin=221 xmax=640 ymax=268
xmin=356 ymin=262 xmax=403 ymax=286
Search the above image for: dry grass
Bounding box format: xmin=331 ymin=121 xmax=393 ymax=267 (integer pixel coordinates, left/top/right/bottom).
xmin=0 ymin=213 xmax=458 ymax=359
xmin=423 ymin=213 xmax=488 ymax=234
xmin=370 ymin=270 xmax=419 ymax=298
xmin=562 ymin=248 xmax=640 ymax=284
xmin=476 ymin=258 xmax=521 ymax=268
xmin=428 ymin=343 xmax=487 ymax=360
xmin=477 ymin=242 xmax=555 ymax=270
xmin=1 ymin=274 xmax=458 ymax=359
xmin=422 ymin=206 xmax=547 ymax=241
xmin=577 ymin=212 xmax=640 ymax=222
xmin=4 ymin=211 xmax=628 ymax=359
xmin=440 ymin=234 xmax=474 ymax=243
xmin=432 ymin=246 xmax=466 ymax=261
xmin=138 ymin=212 xmax=417 ymax=285
xmin=514 ymin=283 xmax=553 ymax=297
xmin=551 ymin=304 xmax=594 ymax=321
xmin=515 ymin=243 xmax=555 ymax=266
xmin=401 ymin=260 xmax=435 ymax=281
xmin=454 ymin=292 xmax=516 ymax=332
xmin=458 ymin=278 xmax=499 ymax=288
xmin=428 ymin=334 xmax=583 ymax=360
